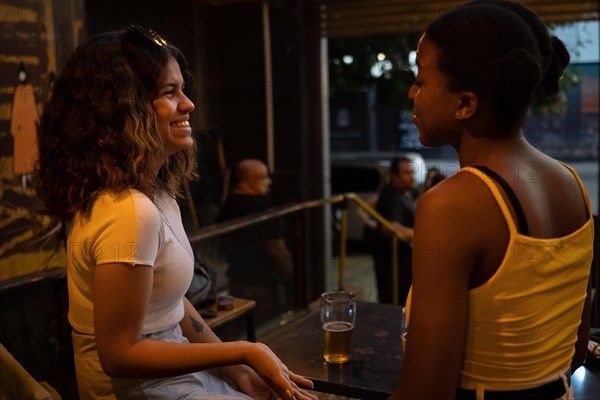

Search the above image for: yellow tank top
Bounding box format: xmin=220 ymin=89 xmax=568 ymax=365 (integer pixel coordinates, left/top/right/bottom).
xmin=407 ymin=164 xmax=593 ymax=391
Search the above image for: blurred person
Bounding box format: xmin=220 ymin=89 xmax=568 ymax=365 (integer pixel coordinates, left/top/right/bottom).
xmin=391 ymin=1 xmax=592 ymax=399
xmin=418 ymin=167 xmax=446 ymax=197
xmin=217 ymin=159 xmax=294 ymax=319
xmin=36 ymin=25 xmax=315 ymax=400
xmin=428 ymin=171 xmax=446 ymax=188
xmin=373 ymin=157 xmax=417 ymax=305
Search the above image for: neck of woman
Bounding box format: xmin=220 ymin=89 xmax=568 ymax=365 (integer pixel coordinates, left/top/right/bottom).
xmin=457 ymin=133 xmax=529 ymax=168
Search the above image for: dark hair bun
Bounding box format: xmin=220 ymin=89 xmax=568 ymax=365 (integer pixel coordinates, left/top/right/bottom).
xmin=540 ymin=36 xmax=570 ymax=97
xmin=480 ymin=48 xmax=543 ymax=103
xmin=425 ymin=0 xmax=571 ymax=131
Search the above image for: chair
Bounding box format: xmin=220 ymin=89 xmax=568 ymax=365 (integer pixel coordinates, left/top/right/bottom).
xmin=0 ymin=342 xmax=61 ymax=400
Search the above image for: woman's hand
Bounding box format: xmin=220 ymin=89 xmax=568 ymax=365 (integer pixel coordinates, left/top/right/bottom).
xmin=222 ymin=365 xmax=272 ymax=400
xmin=243 ymin=342 xmax=317 ymax=400
xmin=180 ymin=299 xmax=315 ymax=399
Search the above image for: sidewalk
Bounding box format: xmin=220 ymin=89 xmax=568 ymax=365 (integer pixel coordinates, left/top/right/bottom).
xmin=328 ymin=253 xmax=378 ymax=302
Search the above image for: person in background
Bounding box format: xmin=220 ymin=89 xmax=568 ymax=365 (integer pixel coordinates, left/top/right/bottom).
xmin=391 ymin=1 xmax=592 ymax=399
xmin=418 ymin=166 xmax=446 ymax=197
xmin=217 ymin=159 xmax=294 ymax=319
xmin=373 ymin=157 xmax=417 ymax=305
xmin=36 ymin=25 xmax=315 ymax=400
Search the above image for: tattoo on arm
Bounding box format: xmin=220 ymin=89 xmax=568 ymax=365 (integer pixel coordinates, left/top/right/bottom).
xmin=189 ymin=316 xmax=205 ymax=333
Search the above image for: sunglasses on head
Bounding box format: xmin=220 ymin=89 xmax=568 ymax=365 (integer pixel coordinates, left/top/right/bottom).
xmin=125 ymin=24 xmax=168 ymax=48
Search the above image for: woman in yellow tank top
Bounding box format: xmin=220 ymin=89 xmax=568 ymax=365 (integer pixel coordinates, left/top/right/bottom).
xmin=390 ymin=1 xmax=593 ymax=399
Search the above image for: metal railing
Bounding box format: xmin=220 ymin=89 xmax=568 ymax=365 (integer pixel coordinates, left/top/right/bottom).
xmin=187 ymin=193 xmax=409 ymax=305
xmin=338 ymin=193 xmax=410 ymax=305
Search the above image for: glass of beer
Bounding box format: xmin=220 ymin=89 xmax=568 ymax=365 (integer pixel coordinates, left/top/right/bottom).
xmin=320 ymin=290 xmax=356 ymax=363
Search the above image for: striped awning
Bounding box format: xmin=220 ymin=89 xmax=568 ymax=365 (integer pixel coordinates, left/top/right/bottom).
xmin=312 ymin=0 xmax=599 ymax=37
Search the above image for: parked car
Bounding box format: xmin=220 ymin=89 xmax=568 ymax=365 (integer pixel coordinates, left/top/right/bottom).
xmin=329 ymin=153 xmax=426 ymax=248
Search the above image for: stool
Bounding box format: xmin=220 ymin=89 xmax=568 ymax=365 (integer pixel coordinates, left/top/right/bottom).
xmin=0 ymin=343 xmax=62 ymax=399
xmin=198 ymin=297 xmax=256 ymax=342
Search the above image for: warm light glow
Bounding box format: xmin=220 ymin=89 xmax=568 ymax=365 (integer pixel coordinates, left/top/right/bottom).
xmin=377 ymin=52 xmax=386 ymax=61
xmin=408 ymin=51 xmax=417 ymax=76
xmin=370 ymin=59 xmax=392 ymax=78
xmin=572 ymin=366 xmax=586 ymax=384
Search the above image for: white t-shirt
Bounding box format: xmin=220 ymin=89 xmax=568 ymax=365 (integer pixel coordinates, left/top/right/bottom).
xmin=67 ymin=189 xmax=194 ymax=335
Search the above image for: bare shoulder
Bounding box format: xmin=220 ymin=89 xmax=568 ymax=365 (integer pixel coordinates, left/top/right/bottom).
xmin=518 ymin=155 xmax=589 ymax=235
xmin=414 ymin=169 xmax=508 ymax=271
xmin=416 ymin=168 xmax=503 ymax=232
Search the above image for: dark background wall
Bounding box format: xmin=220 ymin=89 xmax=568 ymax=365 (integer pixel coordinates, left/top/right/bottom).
xmin=85 ymin=0 xmax=325 ymax=205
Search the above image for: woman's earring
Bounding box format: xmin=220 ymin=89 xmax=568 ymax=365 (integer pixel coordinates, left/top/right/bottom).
xmin=455 ymin=111 xmax=462 ymax=118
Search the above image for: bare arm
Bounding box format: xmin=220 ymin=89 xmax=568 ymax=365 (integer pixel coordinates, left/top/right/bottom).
xmin=93 ymin=263 xmax=316 ymax=399
xmin=389 ymin=181 xmax=487 ymax=399
xmin=391 ymin=222 xmax=414 ymax=240
xmin=179 ymin=296 xmax=315 ymax=399
xmin=179 ymin=296 xmax=219 ymax=343
xmin=378 ymin=221 xmax=413 ymax=241
xmin=389 ymin=172 xmax=515 ymax=399
xmin=356 ymin=194 xmax=379 ymax=230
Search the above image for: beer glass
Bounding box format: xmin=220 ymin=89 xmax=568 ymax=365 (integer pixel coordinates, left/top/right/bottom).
xmin=320 ymin=290 xmax=356 ymax=363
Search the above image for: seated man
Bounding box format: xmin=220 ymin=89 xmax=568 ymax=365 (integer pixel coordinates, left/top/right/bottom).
xmin=217 ymin=159 xmax=293 ymax=321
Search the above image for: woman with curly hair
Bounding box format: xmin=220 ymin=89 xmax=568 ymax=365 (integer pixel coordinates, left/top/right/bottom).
xmin=391 ymin=1 xmax=593 ymax=399
xmin=37 ymin=25 xmax=315 ymax=400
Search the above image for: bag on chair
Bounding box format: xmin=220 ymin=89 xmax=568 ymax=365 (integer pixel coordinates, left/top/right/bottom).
xmin=185 ymin=253 xmax=218 ymax=308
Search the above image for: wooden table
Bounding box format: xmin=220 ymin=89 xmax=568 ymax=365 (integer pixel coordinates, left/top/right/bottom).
xmin=198 ymin=297 xmax=257 ymax=342
xmin=265 ymin=301 xmax=600 ymax=399
xmin=265 ymin=301 xmax=402 ymax=399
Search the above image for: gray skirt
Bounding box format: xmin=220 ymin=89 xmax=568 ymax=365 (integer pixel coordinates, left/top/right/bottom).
xmin=72 ymin=324 xmax=253 ymax=400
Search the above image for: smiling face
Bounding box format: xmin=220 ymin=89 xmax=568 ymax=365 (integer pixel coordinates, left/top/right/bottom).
xmin=152 ymin=58 xmax=195 ymax=157
xmin=408 ymin=35 xmax=461 ymax=147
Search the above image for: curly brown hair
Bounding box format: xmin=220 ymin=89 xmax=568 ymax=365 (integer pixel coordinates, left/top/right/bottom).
xmin=36 ymin=28 xmax=197 ymax=220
